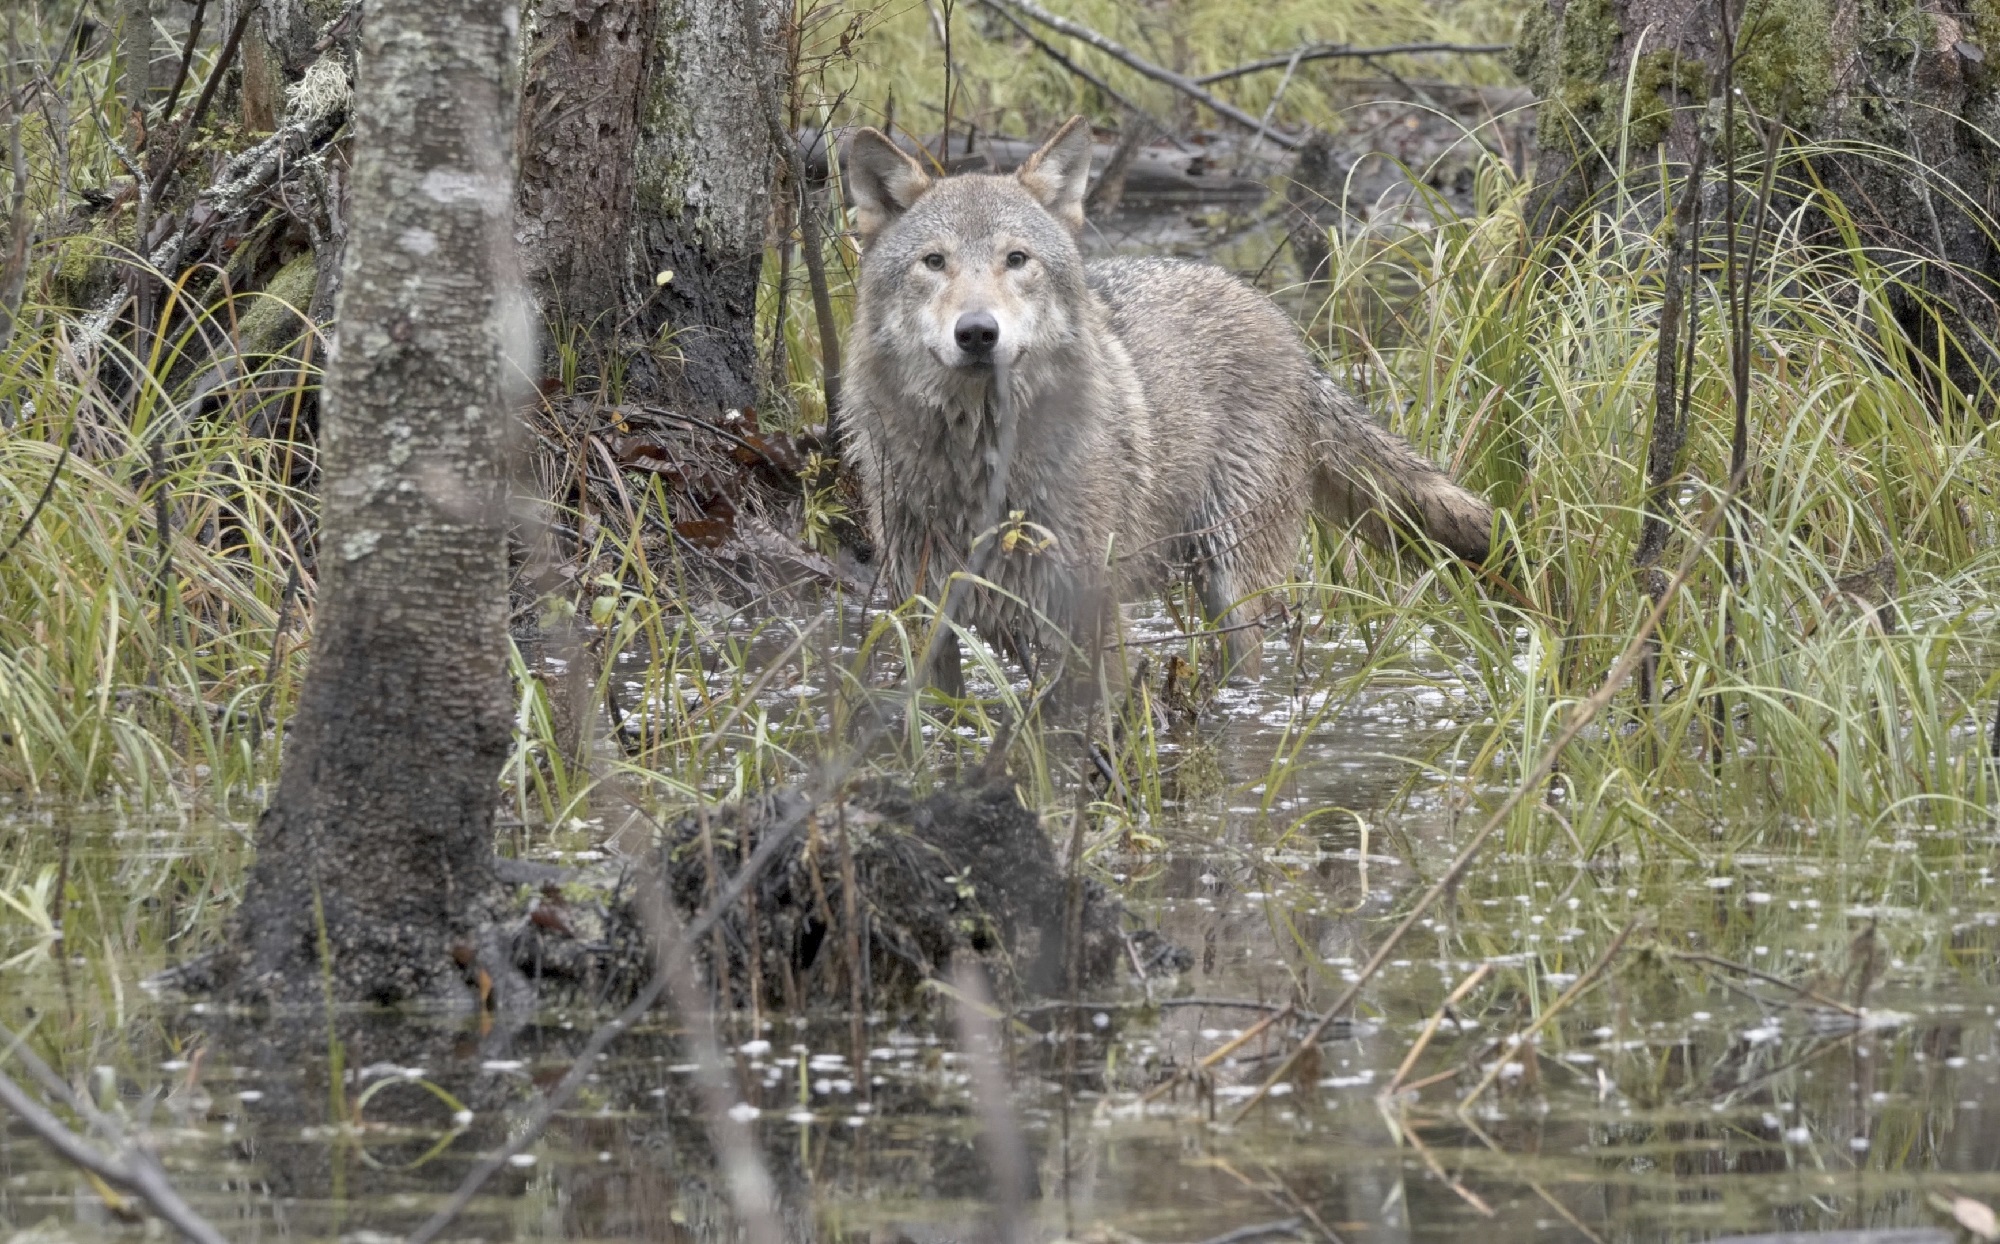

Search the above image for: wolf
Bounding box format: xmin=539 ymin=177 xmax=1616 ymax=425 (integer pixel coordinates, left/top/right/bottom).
xmin=840 ymin=116 xmax=1493 ymax=690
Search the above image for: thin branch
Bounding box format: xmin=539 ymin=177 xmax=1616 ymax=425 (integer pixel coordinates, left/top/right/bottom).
xmin=1664 ymin=948 xmax=1862 ymax=1016
xmin=0 ymin=428 xmax=73 ymax=574
xmin=1229 ymin=473 xmax=1743 ymax=1123
xmin=148 ymin=0 xmax=258 ymax=205
xmin=1188 ymin=1219 xmax=1308 ymax=1244
xmin=1196 ymin=41 xmax=1512 ymax=85
xmin=405 ymin=802 xmax=813 ymax=1244
xmin=0 ymin=1053 xmax=229 ymax=1244
xmin=978 ymin=0 xmax=1305 ymax=148
xmin=1456 ymin=920 xmax=1639 ymax=1110
xmin=974 ymin=0 xmax=1162 ymax=130
xmin=157 ymin=0 xmax=209 ymax=124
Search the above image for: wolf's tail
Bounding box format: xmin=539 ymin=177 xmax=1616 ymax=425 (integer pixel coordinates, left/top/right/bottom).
xmin=1308 ymin=371 xmax=1493 ymax=563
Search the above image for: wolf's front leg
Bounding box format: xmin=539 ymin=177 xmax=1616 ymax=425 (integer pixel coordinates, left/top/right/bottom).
xmin=924 ymin=627 xmax=964 ymax=697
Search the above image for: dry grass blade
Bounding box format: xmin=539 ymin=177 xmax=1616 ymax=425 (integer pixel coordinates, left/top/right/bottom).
xmin=1383 ymin=962 xmax=1492 ymax=1096
xmin=1398 ymin=1110 xmax=1496 ymax=1217
xmin=1142 ymin=1003 xmax=1293 ymax=1104
xmin=1456 ymin=920 xmax=1639 ymax=1111
xmin=1664 ymin=948 xmax=1863 ymax=1017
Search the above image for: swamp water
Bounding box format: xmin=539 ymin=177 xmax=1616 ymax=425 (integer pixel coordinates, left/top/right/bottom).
xmin=4 ymin=604 xmax=1999 ymax=1244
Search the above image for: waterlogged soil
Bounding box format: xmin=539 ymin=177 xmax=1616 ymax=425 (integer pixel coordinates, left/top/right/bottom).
xmin=5 ymin=610 xmax=2000 ymax=1244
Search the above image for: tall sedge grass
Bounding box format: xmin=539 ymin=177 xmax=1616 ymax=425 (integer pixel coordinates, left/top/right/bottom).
xmin=6 ymin=6 xmax=2000 ymax=988
xmin=0 ymin=270 xmax=308 ymax=803
xmin=1250 ymin=133 xmax=2000 ymax=853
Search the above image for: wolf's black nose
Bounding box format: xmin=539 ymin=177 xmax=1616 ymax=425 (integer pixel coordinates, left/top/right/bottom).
xmin=954 ymin=311 xmax=1000 ymax=355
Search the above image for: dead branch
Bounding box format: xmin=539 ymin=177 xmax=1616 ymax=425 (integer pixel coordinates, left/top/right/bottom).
xmin=1187 ymin=1219 xmax=1307 ymax=1244
xmin=1228 ymin=471 xmax=1745 ymax=1123
xmin=78 ymin=89 xmax=344 ymax=355
xmin=973 ymin=0 xmax=1164 ymax=133
xmin=0 ymin=1032 xmax=230 ymax=1244
xmin=1456 ymin=920 xmax=1639 ymax=1111
xmin=977 ymin=0 xmax=1305 ymax=148
xmin=405 ymin=799 xmax=813 ymax=1244
xmin=1195 ymin=41 xmax=1512 ymax=85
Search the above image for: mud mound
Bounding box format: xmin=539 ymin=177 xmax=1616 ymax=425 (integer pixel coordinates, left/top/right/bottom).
xmin=644 ymin=777 xmax=1133 ymax=1009
xmin=504 ymin=776 xmax=1165 ymax=1012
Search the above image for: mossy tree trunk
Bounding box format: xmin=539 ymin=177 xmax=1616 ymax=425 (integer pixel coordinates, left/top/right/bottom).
xmin=227 ymin=0 xmax=528 ymax=1008
xmin=1516 ymin=0 xmax=2000 ymax=392
xmin=515 ymin=0 xmax=784 ymax=414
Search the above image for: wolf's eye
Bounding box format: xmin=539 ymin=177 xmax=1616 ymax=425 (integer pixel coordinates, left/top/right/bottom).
xmin=922 ymin=252 xmax=946 ymax=271
xmin=1005 ymin=250 xmax=1029 ymax=269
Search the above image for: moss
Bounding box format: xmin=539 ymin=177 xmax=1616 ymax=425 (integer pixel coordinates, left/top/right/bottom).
xmin=235 ymin=253 xmax=317 ymax=356
xmin=1732 ymin=0 xmax=1838 ymax=122
xmin=44 ymin=225 xmax=120 ymax=310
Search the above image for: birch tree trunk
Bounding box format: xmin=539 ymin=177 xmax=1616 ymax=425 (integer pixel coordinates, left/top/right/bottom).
xmin=515 ymin=0 xmax=783 ymax=414
xmin=1516 ymin=0 xmax=2000 ymax=393
xmin=228 ymin=0 xmax=529 ymax=1007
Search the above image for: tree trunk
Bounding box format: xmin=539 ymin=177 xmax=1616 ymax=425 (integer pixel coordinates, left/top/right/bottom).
xmin=1515 ymin=0 xmax=2000 ymax=394
xmin=514 ymin=0 xmax=652 ymax=341
xmin=515 ymin=0 xmax=782 ymax=414
xmin=226 ymin=0 xmax=527 ymax=1008
xmin=242 ymin=0 xmax=349 ymax=132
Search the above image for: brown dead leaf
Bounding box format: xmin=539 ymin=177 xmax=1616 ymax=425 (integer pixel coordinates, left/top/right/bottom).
xmin=674 ymin=518 xmax=734 ymax=549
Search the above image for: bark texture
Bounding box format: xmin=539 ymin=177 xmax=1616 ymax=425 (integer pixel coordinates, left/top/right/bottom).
xmin=631 ymin=0 xmax=783 ymax=412
xmin=1517 ymin=0 xmax=2000 ymax=390
xmin=514 ymin=0 xmax=782 ymax=413
xmin=514 ymin=0 xmax=652 ymax=335
xmin=229 ymin=0 xmax=528 ymax=1007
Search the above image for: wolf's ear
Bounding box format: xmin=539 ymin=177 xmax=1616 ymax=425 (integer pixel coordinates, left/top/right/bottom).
xmin=1017 ymin=115 xmax=1093 ymax=233
xmin=845 ymin=128 xmax=932 ymax=246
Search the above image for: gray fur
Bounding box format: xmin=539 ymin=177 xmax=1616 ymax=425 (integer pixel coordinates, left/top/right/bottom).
xmin=841 ymin=118 xmax=1493 ymax=682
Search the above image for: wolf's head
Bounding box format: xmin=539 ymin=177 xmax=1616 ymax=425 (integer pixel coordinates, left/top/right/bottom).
xmin=845 ymin=117 xmax=1093 ymax=376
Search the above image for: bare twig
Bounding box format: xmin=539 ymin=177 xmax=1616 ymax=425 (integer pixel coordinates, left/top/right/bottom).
xmin=1382 ymin=962 xmax=1492 ymax=1096
xmin=1141 ymin=1003 xmax=1293 ymax=1104
xmin=148 ymin=0 xmax=258 ymax=206
xmin=643 ymin=856 xmax=786 ymax=1244
xmin=1186 ymin=1219 xmax=1307 ymax=1244
xmin=1195 ymin=41 xmax=1512 ymax=84
xmin=766 ymin=108 xmax=842 ymax=424
xmin=975 ymin=0 xmax=1162 ymax=132
xmin=0 ymin=427 xmax=74 ymax=574
xmin=1229 ymin=475 xmax=1741 ymax=1123
xmin=1398 ymin=1111 xmax=1495 ymax=1216
xmin=978 ymin=0 xmax=1305 ymax=148
xmin=0 ymin=1040 xmax=229 ymax=1244
xmin=952 ymin=958 xmax=1032 ymax=1244
xmin=1663 ymin=948 xmax=1862 ymax=1016
xmin=1635 ymin=114 xmax=1710 ymax=711
xmin=405 ymin=803 xmax=812 ymax=1244
xmin=157 ymin=0 xmax=209 ymax=124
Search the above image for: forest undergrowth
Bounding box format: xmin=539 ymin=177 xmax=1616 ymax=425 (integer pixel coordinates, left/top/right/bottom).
xmin=2 ymin=0 xmax=1999 ymax=974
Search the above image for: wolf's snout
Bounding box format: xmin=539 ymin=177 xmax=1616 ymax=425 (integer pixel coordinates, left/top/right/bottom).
xmin=954 ymin=311 xmax=1001 ymax=356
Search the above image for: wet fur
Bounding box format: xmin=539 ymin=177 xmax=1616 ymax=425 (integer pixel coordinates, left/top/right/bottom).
xmin=841 ymin=118 xmax=1493 ymax=685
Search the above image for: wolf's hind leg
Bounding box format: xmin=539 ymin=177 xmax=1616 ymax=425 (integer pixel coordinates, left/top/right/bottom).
xmin=1196 ymin=573 xmax=1265 ymax=681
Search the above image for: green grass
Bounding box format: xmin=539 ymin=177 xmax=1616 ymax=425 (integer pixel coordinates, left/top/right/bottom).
xmin=3 ymin=0 xmax=1999 ymax=984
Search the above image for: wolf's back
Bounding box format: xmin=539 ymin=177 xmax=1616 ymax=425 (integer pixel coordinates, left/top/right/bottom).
xmin=1088 ymin=256 xmax=1492 ymax=566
